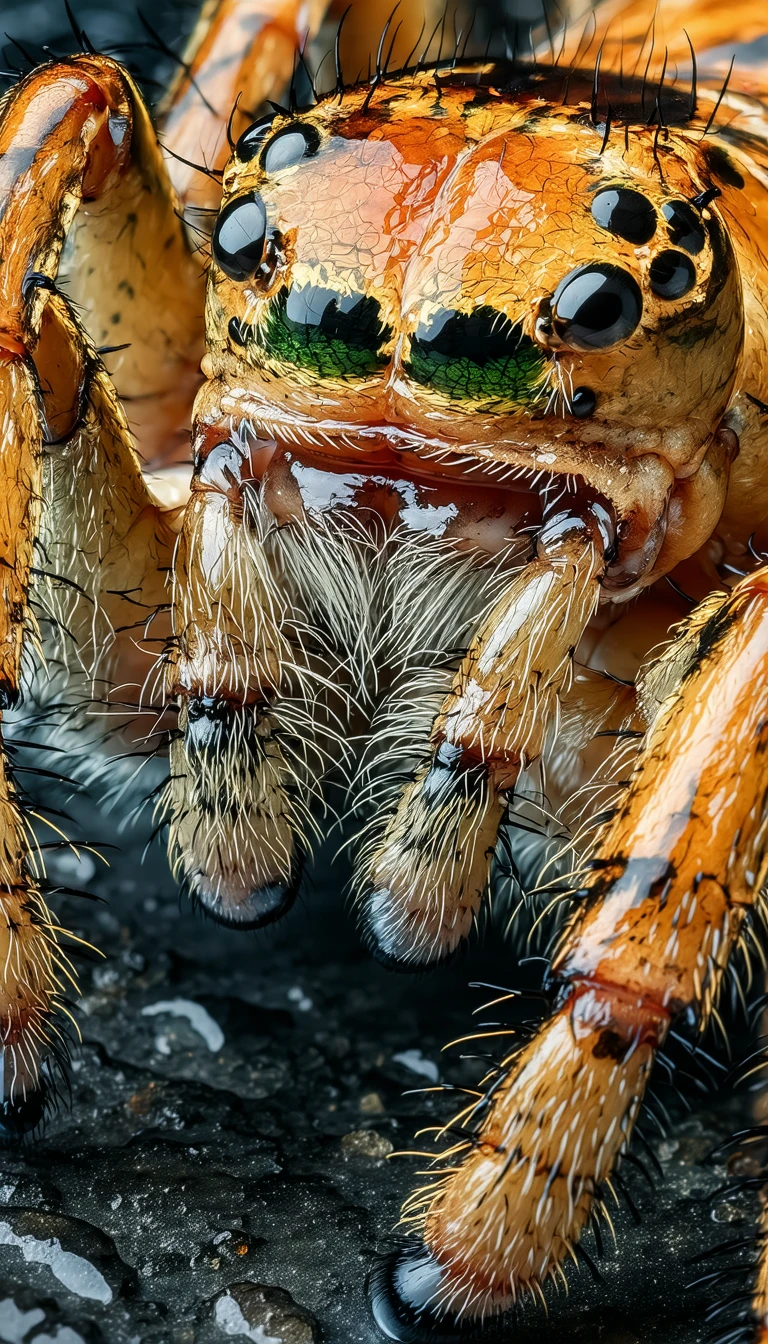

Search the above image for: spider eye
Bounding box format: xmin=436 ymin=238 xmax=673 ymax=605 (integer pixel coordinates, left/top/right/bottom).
xmin=262 ymin=123 xmax=320 ymax=174
xmin=570 ymin=386 xmax=597 ymax=418
xmin=211 ymin=192 xmax=267 ymax=281
xmin=235 ymin=114 xmax=275 ymax=162
xmin=260 ymin=283 xmax=392 ymax=377
xmin=591 ymin=188 xmax=657 ymax=245
xmin=661 ymin=200 xmax=706 ymax=254
xmin=406 ymin=305 xmax=544 ymax=402
xmin=552 ymin=264 xmax=643 ymax=351
xmin=649 ymin=250 xmax=697 ymax=299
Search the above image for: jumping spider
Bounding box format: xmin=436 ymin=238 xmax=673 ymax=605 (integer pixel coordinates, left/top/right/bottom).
xmin=1 ymin=0 xmax=768 ymax=1336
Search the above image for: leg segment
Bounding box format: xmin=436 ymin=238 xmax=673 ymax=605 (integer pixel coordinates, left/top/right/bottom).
xmin=753 ymin=1217 xmax=768 ymax=1342
xmin=355 ymin=507 xmax=607 ymax=968
xmin=0 ymin=55 xmax=204 ymax=464
xmin=32 ymin=293 xmax=179 ymax=745
xmin=0 ymin=355 xmax=66 ymax=1134
xmin=381 ymin=567 xmax=768 ymax=1324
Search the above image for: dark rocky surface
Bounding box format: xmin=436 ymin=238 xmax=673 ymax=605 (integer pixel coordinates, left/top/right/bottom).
xmin=0 ymin=815 xmax=759 ymax=1344
xmin=0 ymin=3 xmax=763 ymax=1342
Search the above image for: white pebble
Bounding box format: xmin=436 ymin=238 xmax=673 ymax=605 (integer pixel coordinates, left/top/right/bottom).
xmin=214 ymin=1294 xmax=280 ymax=1343
xmin=392 ymin=1050 xmax=439 ymax=1082
xmin=141 ymin=999 xmax=224 ymax=1052
xmin=0 ymin=1224 xmax=112 ymax=1303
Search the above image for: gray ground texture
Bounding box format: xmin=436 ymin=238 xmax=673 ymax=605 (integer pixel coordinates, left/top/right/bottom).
xmin=0 ymin=2 xmax=762 ymax=1341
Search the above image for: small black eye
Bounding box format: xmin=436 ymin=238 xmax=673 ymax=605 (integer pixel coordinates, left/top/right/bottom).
xmin=212 ymin=192 xmax=267 ymax=281
xmin=552 ymin=264 xmax=642 ymax=351
xmin=570 ymin=386 xmax=597 ymax=418
xmin=661 ymin=200 xmax=706 ymax=254
xmin=649 ymin=250 xmax=697 ymax=300
xmin=235 ymin=115 xmax=275 ymax=162
xmin=591 ymin=188 xmax=657 ymax=245
xmin=262 ymin=123 xmax=320 ymax=174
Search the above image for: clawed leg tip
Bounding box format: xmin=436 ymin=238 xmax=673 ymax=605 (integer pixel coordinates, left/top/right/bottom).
xmin=367 ymin=1243 xmax=466 ymax=1342
xmin=194 ymin=870 xmax=301 ymax=930
xmin=360 ymin=895 xmax=465 ymax=973
xmin=0 ymin=1087 xmax=46 ymax=1141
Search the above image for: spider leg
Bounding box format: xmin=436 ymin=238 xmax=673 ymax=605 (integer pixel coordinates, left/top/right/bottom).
xmin=355 ymin=508 xmax=607 ymax=967
xmin=0 ymin=348 xmax=67 ymax=1137
xmin=379 ymin=566 xmax=768 ymax=1326
xmin=0 ymin=58 xmax=186 ymax=1131
xmin=569 ymin=0 xmax=768 ymax=86
xmin=0 ymin=314 xmax=171 ymax=1137
xmin=752 ymin=1208 xmax=768 ymax=1341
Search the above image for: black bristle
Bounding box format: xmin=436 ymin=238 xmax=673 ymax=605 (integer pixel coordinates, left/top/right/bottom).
xmin=685 ymin=29 xmax=698 ymax=120
xmin=702 ymin=54 xmax=736 ymax=138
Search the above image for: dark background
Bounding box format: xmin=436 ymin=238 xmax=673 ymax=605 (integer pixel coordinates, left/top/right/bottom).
xmin=0 ymin=4 xmax=760 ymax=1343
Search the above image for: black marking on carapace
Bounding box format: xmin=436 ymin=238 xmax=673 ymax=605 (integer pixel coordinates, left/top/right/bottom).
xmin=701 ymin=144 xmax=745 ymax=189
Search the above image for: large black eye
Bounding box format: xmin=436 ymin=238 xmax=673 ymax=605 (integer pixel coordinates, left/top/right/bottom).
xmin=661 ymin=200 xmax=705 ymax=254
xmin=260 ymin=284 xmax=391 ymax=377
xmin=211 ymin=192 xmax=267 ymax=281
xmin=262 ymin=124 xmax=320 ymax=174
xmin=235 ymin=115 xmax=275 ymax=162
xmin=406 ymin=305 xmax=545 ymax=402
xmin=649 ymin=250 xmax=697 ymax=299
xmin=552 ymin=264 xmax=642 ymax=350
xmin=591 ymin=188 xmax=657 ymax=245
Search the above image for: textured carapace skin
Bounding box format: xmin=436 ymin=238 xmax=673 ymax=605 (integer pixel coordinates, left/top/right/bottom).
xmin=3 ymin=0 xmax=768 ymax=1335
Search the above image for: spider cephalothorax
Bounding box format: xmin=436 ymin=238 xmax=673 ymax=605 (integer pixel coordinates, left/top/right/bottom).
xmin=3 ymin=0 xmax=768 ymax=1338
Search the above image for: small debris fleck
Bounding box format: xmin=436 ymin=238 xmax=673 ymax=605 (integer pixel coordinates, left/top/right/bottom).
xmin=359 ymin=1092 xmax=385 ymax=1114
xmin=341 ymin=1130 xmax=393 ymax=1160
xmin=287 ymin=986 xmax=313 ymax=1013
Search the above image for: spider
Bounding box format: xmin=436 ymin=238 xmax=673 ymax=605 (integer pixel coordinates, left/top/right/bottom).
xmin=2 ymin=0 xmax=768 ymax=1336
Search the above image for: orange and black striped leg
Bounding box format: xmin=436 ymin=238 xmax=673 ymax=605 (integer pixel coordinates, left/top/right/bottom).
xmin=354 ymin=507 xmax=607 ymax=969
xmin=370 ymin=568 xmax=768 ymax=1333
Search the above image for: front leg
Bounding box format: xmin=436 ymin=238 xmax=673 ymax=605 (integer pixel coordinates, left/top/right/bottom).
xmin=355 ymin=505 xmax=609 ymax=967
xmin=376 ymin=567 xmax=768 ymax=1328
xmin=0 ymin=57 xmax=186 ymax=1132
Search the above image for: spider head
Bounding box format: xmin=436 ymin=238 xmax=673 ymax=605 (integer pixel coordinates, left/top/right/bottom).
xmin=205 ymin=67 xmax=745 ymax=589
